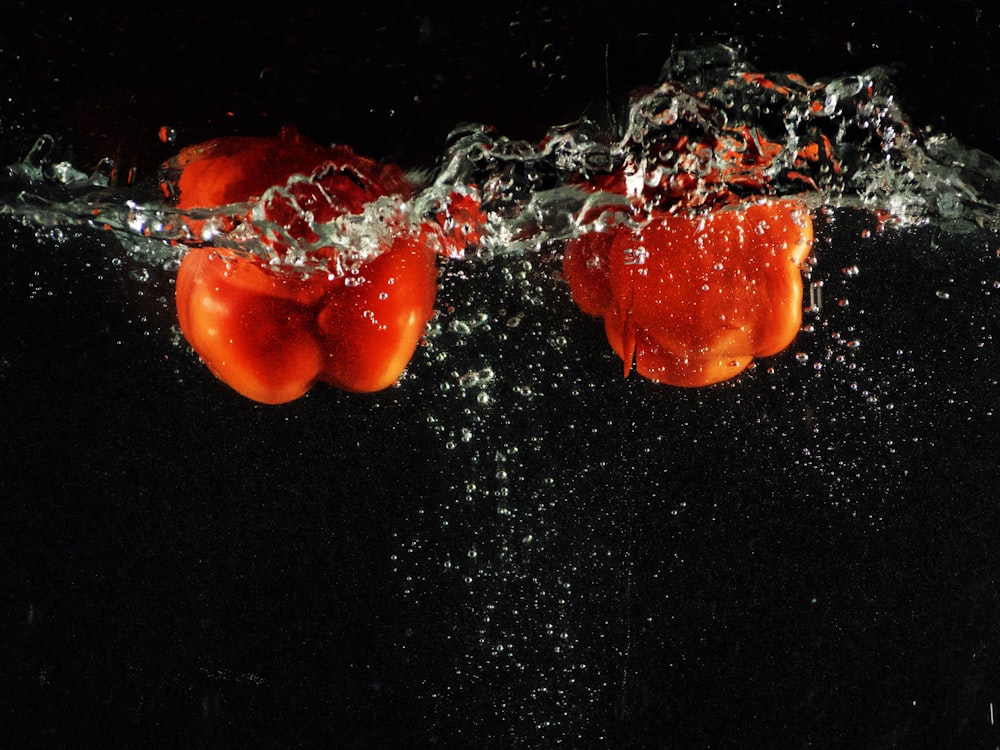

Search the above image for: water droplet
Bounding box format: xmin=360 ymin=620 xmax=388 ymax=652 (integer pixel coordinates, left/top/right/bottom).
xmin=158 ymin=126 xmax=177 ymax=144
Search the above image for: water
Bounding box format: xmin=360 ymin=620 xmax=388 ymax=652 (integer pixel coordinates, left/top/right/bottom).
xmin=5 ymin=46 xmax=1000 ymax=747
xmin=6 ymin=46 xmax=1000 ymax=267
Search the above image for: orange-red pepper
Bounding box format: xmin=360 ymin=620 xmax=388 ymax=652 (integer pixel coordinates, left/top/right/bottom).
xmin=175 ymin=238 xmax=437 ymax=403
xmin=167 ymin=127 xmax=438 ymax=403
xmin=563 ymin=200 xmax=813 ymax=386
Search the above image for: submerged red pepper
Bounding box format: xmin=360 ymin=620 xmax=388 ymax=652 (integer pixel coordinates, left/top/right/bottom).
xmin=563 ymin=199 xmax=813 ymax=386
xmin=175 ymin=237 xmax=437 ymax=403
xmin=167 ymin=127 xmax=439 ymax=404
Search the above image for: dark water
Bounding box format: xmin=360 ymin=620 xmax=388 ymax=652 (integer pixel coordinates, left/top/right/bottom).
xmin=3 ymin=3 xmax=1000 ymax=748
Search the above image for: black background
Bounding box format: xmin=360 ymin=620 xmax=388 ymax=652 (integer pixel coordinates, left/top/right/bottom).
xmin=3 ymin=1 xmax=1000 ymax=747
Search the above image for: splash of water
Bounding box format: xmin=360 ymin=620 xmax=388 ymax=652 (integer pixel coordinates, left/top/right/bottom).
xmin=5 ymin=45 xmax=1000 ymax=273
